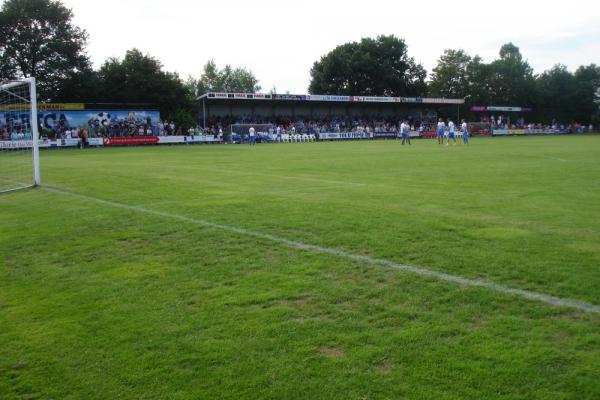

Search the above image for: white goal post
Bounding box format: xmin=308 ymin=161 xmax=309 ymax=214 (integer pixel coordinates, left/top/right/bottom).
xmin=0 ymin=77 xmax=41 ymax=192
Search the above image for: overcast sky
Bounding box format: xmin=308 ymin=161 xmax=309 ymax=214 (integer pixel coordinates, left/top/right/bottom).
xmin=58 ymin=0 xmax=600 ymax=93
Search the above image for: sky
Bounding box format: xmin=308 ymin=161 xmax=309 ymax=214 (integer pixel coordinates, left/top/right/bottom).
xmin=57 ymin=0 xmax=600 ymax=93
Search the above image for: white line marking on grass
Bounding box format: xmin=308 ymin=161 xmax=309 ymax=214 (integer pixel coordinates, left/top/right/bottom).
xmin=0 ymin=177 xmax=34 ymax=193
xmin=548 ymin=156 xmax=571 ymax=162
xmin=42 ymin=186 xmax=600 ymax=314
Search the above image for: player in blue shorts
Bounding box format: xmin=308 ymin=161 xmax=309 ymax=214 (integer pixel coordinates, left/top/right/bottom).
xmin=401 ymin=120 xmax=411 ymax=145
xmin=436 ymin=118 xmax=445 ymax=144
xmin=447 ymin=119 xmax=456 ymax=145
xmin=248 ymin=126 xmax=256 ymax=146
xmin=461 ymin=119 xmax=469 ymax=144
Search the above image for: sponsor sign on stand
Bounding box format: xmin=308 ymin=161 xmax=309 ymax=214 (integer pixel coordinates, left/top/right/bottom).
xmin=319 ymin=132 xmax=341 ymax=140
xmin=1 ymin=135 xmax=221 ymax=149
xmin=471 ymin=129 xmax=491 ymax=136
xmin=470 ymin=105 xmax=532 ymax=112
xmin=509 ymin=129 xmax=527 ymax=135
xmin=493 ymin=129 xmax=529 ymax=136
xmin=87 ymin=138 xmax=104 ymax=146
xmin=318 ymin=132 xmax=374 ymax=140
xmin=0 ymin=140 xmax=33 ymax=149
xmin=487 ymin=106 xmax=523 ymax=112
xmin=103 ymin=136 xmax=159 ymax=146
xmin=373 ymin=132 xmax=398 ymax=139
xmin=157 ymin=135 xmax=220 ymax=144
xmin=0 ymin=138 xmax=104 ymax=149
xmin=202 ymin=93 xmax=464 ymax=104
xmin=469 ymin=105 xmax=486 ymax=112
xmin=527 ymin=128 xmax=569 ymax=135
xmin=103 ymin=135 xmax=222 ymax=146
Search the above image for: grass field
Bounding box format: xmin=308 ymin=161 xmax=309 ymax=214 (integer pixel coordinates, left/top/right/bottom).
xmin=1 ymin=136 xmax=600 ymax=399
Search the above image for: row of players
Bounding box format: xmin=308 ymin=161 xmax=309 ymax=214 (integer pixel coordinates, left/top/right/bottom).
xmin=379 ymin=118 xmax=470 ymax=146
xmin=435 ymin=118 xmax=469 ymax=146
xmin=243 ymin=118 xmax=470 ymax=146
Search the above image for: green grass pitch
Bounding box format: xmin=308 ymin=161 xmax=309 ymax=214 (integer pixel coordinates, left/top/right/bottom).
xmin=1 ymin=136 xmax=600 ymax=399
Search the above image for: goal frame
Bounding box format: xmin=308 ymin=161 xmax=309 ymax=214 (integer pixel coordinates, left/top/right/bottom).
xmin=0 ymin=77 xmax=41 ymax=192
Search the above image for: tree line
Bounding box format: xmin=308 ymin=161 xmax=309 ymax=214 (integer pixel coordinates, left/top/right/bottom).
xmin=2 ymin=0 xmax=599 ymax=126
xmin=309 ymin=37 xmax=600 ymax=124
xmin=425 ymin=45 xmax=600 ymax=123
xmin=0 ymin=0 xmax=260 ymax=129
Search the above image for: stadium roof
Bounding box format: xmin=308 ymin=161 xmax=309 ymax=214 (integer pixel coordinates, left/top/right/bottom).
xmin=197 ymin=92 xmax=464 ymax=105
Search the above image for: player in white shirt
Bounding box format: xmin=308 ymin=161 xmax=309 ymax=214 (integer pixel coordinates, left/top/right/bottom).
xmin=248 ymin=126 xmax=256 ymax=146
xmin=461 ymin=119 xmax=469 ymax=144
xmin=446 ymin=120 xmax=456 ymax=145
xmin=400 ymin=120 xmax=411 ymax=145
xmin=436 ymin=118 xmax=445 ymax=144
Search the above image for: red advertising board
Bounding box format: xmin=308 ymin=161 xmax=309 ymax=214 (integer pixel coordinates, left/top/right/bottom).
xmin=420 ymin=131 xmax=436 ymax=138
xmin=103 ymin=136 xmax=159 ymax=146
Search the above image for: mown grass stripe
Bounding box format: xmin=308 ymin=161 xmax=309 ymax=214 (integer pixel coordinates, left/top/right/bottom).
xmin=42 ymin=185 xmax=600 ymax=314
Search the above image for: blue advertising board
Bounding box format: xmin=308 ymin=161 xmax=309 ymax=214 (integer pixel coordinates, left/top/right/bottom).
xmin=1 ymin=109 xmax=161 ymax=131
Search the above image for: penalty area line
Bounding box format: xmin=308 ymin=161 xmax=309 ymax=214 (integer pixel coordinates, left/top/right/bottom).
xmin=41 ymin=185 xmax=600 ymax=314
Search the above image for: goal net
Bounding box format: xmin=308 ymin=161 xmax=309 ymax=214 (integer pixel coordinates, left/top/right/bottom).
xmin=228 ymin=124 xmax=273 ymax=142
xmin=0 ymin=78 xmax=41 ymax=192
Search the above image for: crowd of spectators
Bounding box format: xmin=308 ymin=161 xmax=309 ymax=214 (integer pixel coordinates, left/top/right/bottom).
xmin=1 ymin=113 xmax=596 ymax=142
xmin=205 ymin=114 xmax=595 ymax=135
xmin=1 ymin=128 xmax=33 ymax=141
xmin=480 ymin=115 xmax=594 ymax=133
xmin=204 ymin=113 xmax=599 ymax=135
xmin=203 ymin=114 xmax=424 ymax=136
xmin=47 ymin=118 xmax=190 ymax=139
xmin=1 ymin=118 xmax=195 ymax=141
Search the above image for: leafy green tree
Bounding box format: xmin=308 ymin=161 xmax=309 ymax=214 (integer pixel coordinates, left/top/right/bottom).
xmin=533 ymin=64 xmax=577 ymax=123
xmin=465 ymin=55 xmax=493 ymax=105
xmin=193 ymin=60 xmax=261 ymax=94
xmin=428 ymin=49 xmax=472 ymax=98
xmin=308 ymin=35 xmax=427 ymax=96
xmin=0 ymin=0 xmax=90 ymax=100
xmin=573 ymin=64 xmax=600 ymax=123
xmin=184 ymin=75 xmax=200 ymax=98
xmin=52 ymin=68 xmax=100 ymax=102
xmin=97 ymin=49 xmax=195 ymax=129
xmin=487 ymin=43 xmax=535 ymax=106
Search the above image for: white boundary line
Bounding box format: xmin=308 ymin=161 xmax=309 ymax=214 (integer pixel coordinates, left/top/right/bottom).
xmin=0 ymin=177 xmax=34 ymax=194
xmin=41 ymin=186 xmax=600 ymax=314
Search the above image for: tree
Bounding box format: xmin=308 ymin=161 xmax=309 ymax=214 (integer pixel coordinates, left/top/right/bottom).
xmin=52 ymin=68 xmax=101 ymax=102
xmin=428 ymin=49 xmax=472 ymax=98
xmin=308 ymin=35 xmax=427 ymax=96
xmin=194 ymin=60 xmax=261 ymax=94
xmin=533 ymin=64 xmax=577 ymax=123
xmin=97 ymin=49 xmax=195 ymax=129
xmin=0 ymin=0 xmax=90 ymax=100
xmin=486 ymin=43 xmax=535 ymax=106
xmin=184 ymin=75 xmax=200 ymax=98
xmin=465 ymin=55 xmax=494 ymax=105
xmin=573 ymin=64 xmax=600 ymax=123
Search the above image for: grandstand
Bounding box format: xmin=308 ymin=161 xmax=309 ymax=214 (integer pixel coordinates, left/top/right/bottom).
xmin=197 ymin=92 xmax=464 ymax=140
